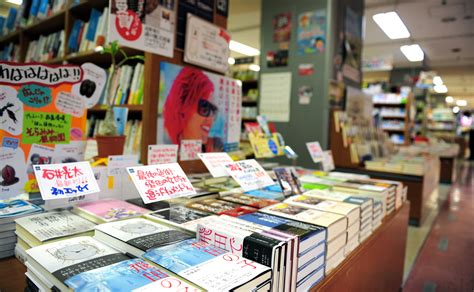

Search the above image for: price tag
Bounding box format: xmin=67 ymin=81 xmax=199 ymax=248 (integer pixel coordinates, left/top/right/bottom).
xmin=224 ymin=159 xmax=275 ymax=192
xmin=148 ymin=145 xmax=179 ymax=165
xmin=127 ymin=163 xmax=196 ymax=204
xmin=306 ymin=141 xmax=324 ymax=163
xmin=107 ymin=155 xmax=139 ymax=176
xmin=33 ymin=161 xmax=100 ymax=200
xmin=180 ymin=140 xmax=202 ymax=161
xmin=198 ymin=152 xmax=234 ymax=177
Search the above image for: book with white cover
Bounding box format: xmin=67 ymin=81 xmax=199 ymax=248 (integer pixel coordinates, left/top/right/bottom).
xmin=26 ymin=236 xmax=129 ymax=291
xmin=285 ymin=195 xmax=360 ymax=227
xmin=94 ymin=218 xmax=193 ymax=257
xmin=304 ymin=189 xmax=373 ymax=211
xmin=326 ymin=232 xmax=346 ymax=259
xmin=260 ymin=203 xmax=347 ymax=241
xmin=325 ymin=247 xmax=345 ymax=275
xmin=15 ymin=210 xmax=95 ymax=247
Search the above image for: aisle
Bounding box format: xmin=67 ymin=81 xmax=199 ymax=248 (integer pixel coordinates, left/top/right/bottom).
xmin=403 ymin=161 xmax=474 ymax=291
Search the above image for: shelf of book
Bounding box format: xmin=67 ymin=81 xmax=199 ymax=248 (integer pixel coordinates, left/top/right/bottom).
xmin=23 ymin=10 xmax=67 ymax=36
xmin=312 ymin=202 xmax=410 ymax=292
xmin=88 ymin=105 xmax=144 ymax=113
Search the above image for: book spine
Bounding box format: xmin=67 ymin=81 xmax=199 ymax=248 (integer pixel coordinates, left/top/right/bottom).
xmin=242 ymin=233 xmax=276 ymax=267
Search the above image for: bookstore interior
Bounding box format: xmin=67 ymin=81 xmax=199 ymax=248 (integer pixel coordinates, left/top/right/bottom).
xmin=0 ymin=0 xmax=473 ymax=291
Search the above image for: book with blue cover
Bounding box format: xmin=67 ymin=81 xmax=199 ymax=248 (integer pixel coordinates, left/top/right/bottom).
xmin=86 ymin=8 xmax=101 ymax=42
xmin=245 ymin=189 xmax=285 ymax=201
xmin=144 ymin=239 xmax=272 ymax=291
xmin=5 ymin=8 xmax=18 ymax=31
xmin=0 ymin=199 xmax=42 ymax=224
xmin=65 ymin=258 xmax=201 ymax=291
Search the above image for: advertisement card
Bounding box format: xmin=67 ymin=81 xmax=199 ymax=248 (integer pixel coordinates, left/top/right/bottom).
xmin=197 ymin=152 xmax=233 ymax=178
xmin=179 ymin=140 xmax=202 ymax=161
xmin=224 ymin=159 xmax=275 ymax=192
xmin=147 ymin=145 xmax=179 ymax=165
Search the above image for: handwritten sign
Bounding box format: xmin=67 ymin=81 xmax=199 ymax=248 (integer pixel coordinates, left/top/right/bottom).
xmin=306 ymin=141 xmax=324 ymax=163
xmin=224 ymin=159 xmax=275 ymax=192
xmin=33 ymin=161 xmax=100 ymax=200
xmin=22 ymin=111 xmax=71 ymax=144
xmin=127 ymin=163 xmax=196 ymax=204
xmin=180 ymin=140 xmax=202 ymax=161
xmin=0 ymin=63 xmax=82 ymax=85
xmin=322 ymin=150 xmax=335 ymax=172
xmin=198 ymin=152 xmax=234 ymax=177
xmin=147 ymin=145 xmax=179 ymax=165
xmin=17 ymin=84 xmax=52 ymax=108
xmin=107 ymin=155 xmax=139 ymax=176
xmin=55 ymin=92 xmax=85 ymax=117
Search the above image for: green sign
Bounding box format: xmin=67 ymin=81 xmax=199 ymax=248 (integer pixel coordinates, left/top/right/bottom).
xmin=22 ymin=111 xmax=71 ymax=144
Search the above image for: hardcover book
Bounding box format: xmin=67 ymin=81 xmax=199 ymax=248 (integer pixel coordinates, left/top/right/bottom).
xmin=0 ymin=199 xmax=42 ymax=224
xmin=144 ymin=239 xmax=272 ymax=291
xmin=15 ymin=210 xmax=95 ymax=247
xmin=73 ymin=199 xmax=150 ymax=223
xmin=219 ymin=193 xmax=279 ymax=209
xmin=26 ymin=236 xmax=129 ymax=291
xmin=144 ymin=204 xmax=215 ymax=232
xmin=187 ymin=199 xmax=257 ymax=217
xmin=94 ymin=218 xmax=193 ymax=257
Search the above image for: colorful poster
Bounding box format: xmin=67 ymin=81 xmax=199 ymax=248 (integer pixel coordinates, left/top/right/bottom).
xmin=184 ymin=14 xmax=230 ymax=74
xmin=179 ymin=139 xmax=202 ymax=161
xmin=297 ymin=9 xmax=326 ymax=55
xmin=127 ymin=163 xmax=196 ymax=204
xmin=224 ymin=159 xmax=275 ymax=192
xmin=147 ymin=144 xmax=179 ymax=165
xmin=306 ymin=141 xmax=324 ymax=163
xmin=197 ymin=152 xmax=233 ymax=177
xmin=109 ymin=0 xmax=175 ymax=58
xmin=273 ymin=12 xmax=292 ymax=43
xmin=33 ymin=161 xmax=100 ymax=200
xmin=0 ymin=62 xmax=94 ymax=199
xmin=158 ymin=62 xmax=242 ymax=152
xmin=248 ymin=132 xmax=285 ymax=158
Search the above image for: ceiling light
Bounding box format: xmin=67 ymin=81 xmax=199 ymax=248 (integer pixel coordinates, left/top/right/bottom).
xmin=228 ymin=57 xmax=235 ymax=65
xmin=445 ymin=96 xmax=454 ymax=103
xmin=6 ymin=0 xmax=22 ymax=5
xmin=229 ymin=40 xmax=260 ymax=56
xmin=372 ymin=12 xmax=410 ymax=39
xmin=249 ymin=64 xmax=260 ymax=72
xmin=433 ymin=76 xmax=443 ymax=86
xmin=433 ymin=84 xmax=448 ymax=93
xmin=400 ymin=44 xmax=424 ymax=62
xmin=453 ymin=106 xmax=460 ymax=113
xmin=456 ymin=99 xmax=467 ymax=107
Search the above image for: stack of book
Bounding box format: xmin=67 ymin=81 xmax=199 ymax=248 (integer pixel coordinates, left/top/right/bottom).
xmin=187 ymin=198 xmax=258 ymax=217
xmin=219 ymin=193 xmax=279 ymax=209
xmin=284 ymin=195 xmax=361 ymax=256
xmin=72 ymin=199 xmax=150 ymax=224
xmin=25 ymin=30 xmax=65 ymax=62
xmin=0 ymin=200 xmax=42 ymax=259
xmin=14 ymin=210 xmax=96 ymax=262
xmin=260 ymin=203 xmax=347 ymax=275
xmin=67 ymin=8 xmax=109 ymax=53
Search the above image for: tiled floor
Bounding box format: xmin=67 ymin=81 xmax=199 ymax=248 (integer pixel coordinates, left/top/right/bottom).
xmin=403 ymin=161 xmax=474 ymax=291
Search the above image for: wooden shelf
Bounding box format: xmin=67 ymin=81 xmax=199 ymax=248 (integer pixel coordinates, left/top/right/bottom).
xmin=69 ymin=0 xmax=108 ymax=16
xmin=88 ymin=105 xmax=144 ymax=113
xmin=381 ymin=128 xmax=405 ymax=132
xmin=373 ymin=102 xmax=406 ymax=107
xmin=0 ymin=30 xmax=20 ymax=45
xmin=65 ymin=47 xmax=143 ymax=66
xmin=23 ymin=10 xmax=66 ymax=37
xmin=380 ymin=115 xmax=405 ymax=119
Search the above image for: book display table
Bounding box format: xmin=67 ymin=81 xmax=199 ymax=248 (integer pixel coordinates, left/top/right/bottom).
xmin=312 ymin=202 xmax=410 ymax=291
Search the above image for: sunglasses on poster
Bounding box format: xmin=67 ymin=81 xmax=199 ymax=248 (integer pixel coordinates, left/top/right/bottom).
xmin=198 ymin=99 xmax=218 ymax=117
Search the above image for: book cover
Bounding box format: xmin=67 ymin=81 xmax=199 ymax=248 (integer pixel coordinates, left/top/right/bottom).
xmin=95 ymin=218 xmax=192 ymax=252
xmin=149 ymin=205 xmax=212 ymax=225
xmin=144 ymin=239 xmax=271 ymax=291
xmin=68 ymin=19 xmax=83 ymax=52
xmin=220 ymin=194 xmax=279 ymax=209
xmin=125 ymin=198 xmax=171 ymax=211
xmin=15 ymin=210 xmax=95 ymax=243
xmin=244 ymin=189 xmax=285 ymax=201
xmin=75 ymin=199 xmax=149 ymax=222
xmin=85 ymin=8 xmax=101 ymax=42
xmin=0 ymin=199 xmax=42 ymax=222
xmin=65 ymin=258 xmax=200 ymax=291
xmin=27 ymin=236 xmax=129 ymax=287
xmin=187 ymin=199 xmax=257 ymax=217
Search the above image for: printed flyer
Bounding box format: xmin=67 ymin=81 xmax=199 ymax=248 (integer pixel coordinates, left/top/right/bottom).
xmin=297 ymin=9 xmax=326 ymax=55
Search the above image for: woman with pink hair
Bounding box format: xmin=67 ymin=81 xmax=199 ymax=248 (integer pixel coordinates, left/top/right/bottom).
xmin=163 ymin=67 xmax=218 ymax=150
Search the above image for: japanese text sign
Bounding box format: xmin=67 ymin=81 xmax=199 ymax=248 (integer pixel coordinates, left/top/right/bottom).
xmin=224 ymin=159 xmax=275 ymax=192
xmin=198 ymin=152 xmax=233 ymax=177
xmin=180 ymin=140 xmax=202 ymax=161
xmin=33 ymin=161 xmax=100 ymax=200
xmin=23 ymin=111 xmax=71 ymax=144
xmin=127 ymin=163 xmax=196 ymax=204
xmin=107 ymin=155 xmax=139 ymax=176
xmin=147 ymin=145 xmax=179 ymax=165
xmin=306 ymin=141 xmax=324 ymax=163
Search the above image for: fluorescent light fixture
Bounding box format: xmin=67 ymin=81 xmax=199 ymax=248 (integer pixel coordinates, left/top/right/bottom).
xmin=228 ymin=57 xmax=235 ymax=65
xmin=433 ymin=76 xmax=443 ymax=86
xmin=249 ymin=64 xmax=260 ymax=72
xmin=229 ymin=40 xmax=260 ymax=56
xmin=456 ymin=99 xmax=467 ymax=107
xmin=6 ymin=0 xmax=22 ymax=5
xmin=400 ymin=44 xmax=424 ymax=62
xmin=433 ymin=84 xmax=448 ymax=93
xmin=445 ymin=96 xmax=454 ymax=103
xmin=372 ymin=12 xmax=410 ymax=39
xmin=453 ymin=106 xmax=460 ymax=113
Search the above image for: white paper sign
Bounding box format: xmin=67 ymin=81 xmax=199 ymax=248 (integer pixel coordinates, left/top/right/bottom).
xmin=33 ymin=161 xmax=100 ymax=200
xmin=107 ymin=155 xmax=139 ymax=176
xmin=198 ymin=152 xmax=233 ymax=177
xmin=259 ymin=72 xmax=292 ymax=122
xmin=306 ymin=141 xmax=324 ymax=163
xmin=224 ymin=159 xmax=275 ymax=192
xmin=147 ymin=145 xmax=179 ymax=165
xmin=322 ymin=150 xmax=335 ymax=172
xmin=180 ymin=140 xmax=202 ymax=161
xmin=127 ymin=163 xmax=196 ymax=204
xmin=71 ymin=63 xmax=107 ymax=109
xmin=184 ymin=14 xmax=230 ymax=74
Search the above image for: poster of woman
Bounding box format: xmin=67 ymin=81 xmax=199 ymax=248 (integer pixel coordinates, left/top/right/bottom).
xmin=157 ymin=62 xmax=242 ymax=152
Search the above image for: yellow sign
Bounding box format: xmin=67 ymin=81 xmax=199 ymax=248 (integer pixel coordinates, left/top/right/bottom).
xmin=248 ymin=132 xmax=285 ymax=158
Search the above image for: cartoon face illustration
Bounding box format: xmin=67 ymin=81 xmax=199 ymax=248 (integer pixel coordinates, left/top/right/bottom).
xmin=51 ymin=243 xmax=100 ymax=261
xmin=119 ymin=222 xmax=158 ymax=234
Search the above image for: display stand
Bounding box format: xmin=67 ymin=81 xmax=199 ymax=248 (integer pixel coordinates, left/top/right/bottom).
xmin=312 ymin=202 xmax=410 ymax=291
xmin=439 ymin=155 xmax=457 ymax=184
